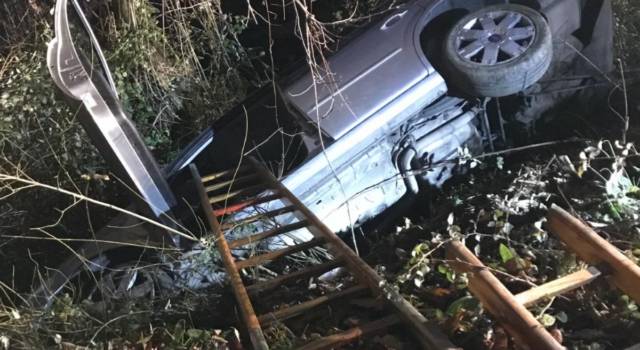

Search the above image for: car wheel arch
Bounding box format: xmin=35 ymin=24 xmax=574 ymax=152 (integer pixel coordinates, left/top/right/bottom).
xmin=418 ymin=8 xmax=471 ymax=77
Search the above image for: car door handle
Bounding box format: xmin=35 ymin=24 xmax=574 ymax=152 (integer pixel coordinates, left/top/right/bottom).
xmin=381 ymin=10 xmax=408 ymax=30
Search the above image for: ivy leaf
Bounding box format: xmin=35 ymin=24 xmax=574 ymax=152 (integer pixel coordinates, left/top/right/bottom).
xmin=437 ymin=264 xmax=456 ymax=282
xmin=540 ymin=314 xmax=556 ymax=327
xmin=498 ymin=243 xmax=515 ymax=264
xmin=446 ymin=296 xmax=479 ymax=316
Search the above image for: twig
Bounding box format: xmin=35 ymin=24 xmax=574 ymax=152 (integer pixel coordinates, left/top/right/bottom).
xmin=0 ymin=173 xmax=197 ymax=242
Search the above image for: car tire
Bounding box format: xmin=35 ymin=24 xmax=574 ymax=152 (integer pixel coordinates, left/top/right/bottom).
xmin=443 ymin=4 xmax=552 ymax=98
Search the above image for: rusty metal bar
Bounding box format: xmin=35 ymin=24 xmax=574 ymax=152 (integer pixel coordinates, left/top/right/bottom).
xmin=547 ymin=204 xmax=640 ymax=303
xmin=297 ymin=315 xmax=401 ymax=350
xmin=514 ymin=267 xmax=601 ymax=307
xmin=213 ymin=193 xmax=281 ymax=217
xmin=205 ymin=173 xmax=259 ymax=193
xmin=201 ymin=165 xmax=252 ymax=183
xmin=445 ymin=240 xmax=564 ymax=350
xmin=248 ymin=158 xmax=458 ymax=350
xmin=246 ymin=260 xmax=342 ymax=295
xmin=221 ymin=205 xmax=298 ymax=229
xmin=228 ymin=220 xmax=310 ymax=249
xmin=235 ymin=238 xmax=324 ymax=270
xmin=258 ymin=285 xmax=368 ymax=327
xmin=208 ymin=184 xmax=264 ymax=205
xmin=189 ymin=164 xmax=269 ymax=350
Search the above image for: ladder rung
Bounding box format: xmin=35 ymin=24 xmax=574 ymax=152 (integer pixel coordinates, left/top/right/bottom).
xmin=205 ymin=174 xmax=259 ymax=193
xmin=201 ymin=165 xmax=253 ymax=182
xmin=547 ymin=204 xmax=640 ymax=303
xmin=213 ymin=193 xmax=281 ymax=217
xmin=258 ymin=285 xmax=367 ymax=327
xmin=235 ymin=238 xmax=324 ymax=270
xmin=222 ymin=205 xmax=297 ymax=229
xmin=246 ymin=158 xmax=457 ymax=350
xmin=208 ymin=185 xmax=264 ymax=204
xmin=189 ymin=164 xmax=269 ymax=350
xmin=246 ymin=259 xmax=342 ymax=295
xmin=297 ymin=315 xmax=401 ymax=350
xmin=228 ymin=220 xmax=309 ymax=249
xmin=514 ymin=267 xmax=602 ymax=307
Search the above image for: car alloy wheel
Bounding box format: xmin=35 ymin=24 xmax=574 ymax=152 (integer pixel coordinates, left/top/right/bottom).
xmin=443 ymin=4 xmax=552 ymax=98
xmin=454 ymin=10 xmax=536 ymax=66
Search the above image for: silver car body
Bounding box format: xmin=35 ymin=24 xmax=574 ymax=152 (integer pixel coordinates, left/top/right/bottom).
xmin=270 ymin=0 xmax=611 ymax=234
xmin=276 ymin=0 xmax=477 ymax=234
xmin=286 ymin=1 xmax=442 ymax=140
xmin=37 ymin=0 xmax=613 ymax=303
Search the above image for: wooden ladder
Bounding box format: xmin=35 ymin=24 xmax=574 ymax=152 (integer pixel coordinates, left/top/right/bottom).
xmin=189 ymin=160 xmax=458 ymax=350
xmin=445 ymin=204 xmax=640 ymax=350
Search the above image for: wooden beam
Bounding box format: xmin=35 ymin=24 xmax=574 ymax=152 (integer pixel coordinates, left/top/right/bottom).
xmin=547 ymin=204 xmax=640 ymax=303
xmin=514 ymin=267 xmax=601 ymax=307
xmin=446 ymin=241 xmax=564 ymax=350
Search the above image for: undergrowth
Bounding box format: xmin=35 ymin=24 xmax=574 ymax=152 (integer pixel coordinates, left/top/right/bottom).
xmin=1 ymin=0 xmax=640 ymax=349
xmin=388 ymin=143 xmax=640 ymax=349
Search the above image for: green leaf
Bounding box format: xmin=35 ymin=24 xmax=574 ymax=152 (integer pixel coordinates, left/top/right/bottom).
xmin=173 ymin=319 xmax=186 ymax=342
xmin=498 ymin=243 xmax=515 ymax=264
xmin=446 ymin=296 xmax=479 ymax=316
xmin=437 ymin=264 xmax=456 ymax=282
xmin=411 ymin=243 xmax=428 ymax=258
xmin=446 ymin=270 xmax=456 ymax=283
xmin=539 ymin=314 xmax=556 ymax=327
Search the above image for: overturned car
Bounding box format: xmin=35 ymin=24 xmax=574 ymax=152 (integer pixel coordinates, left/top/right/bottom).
xmin=174 ymin=0 xmax=613 ymax=235
xmin=38 ymin=0 xmax=614 ymax=303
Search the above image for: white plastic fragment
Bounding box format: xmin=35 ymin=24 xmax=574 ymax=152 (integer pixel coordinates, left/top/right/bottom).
xmin=1 ymin=335 xmax=9 ymax=350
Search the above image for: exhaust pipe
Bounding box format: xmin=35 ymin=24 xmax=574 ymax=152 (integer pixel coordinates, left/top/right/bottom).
xmin=398 ymin=110 xmax=477 ymax=194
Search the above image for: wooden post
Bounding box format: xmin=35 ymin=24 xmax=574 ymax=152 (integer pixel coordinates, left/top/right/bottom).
xmin=446 ymin=241 xmax=564 ymax=350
